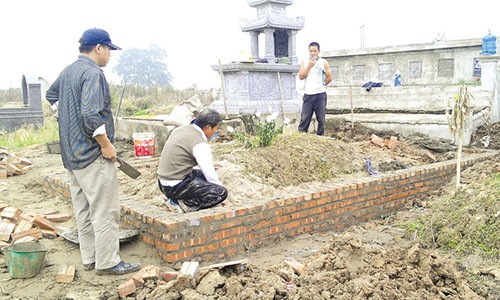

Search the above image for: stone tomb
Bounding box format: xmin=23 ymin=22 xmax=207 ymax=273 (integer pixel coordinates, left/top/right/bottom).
xmin=210 ymin=0 xmax=304 ymax=115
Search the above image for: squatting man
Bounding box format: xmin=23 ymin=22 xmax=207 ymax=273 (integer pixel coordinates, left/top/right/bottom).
xmin=157 ymin=108 xmax=228 ymax=213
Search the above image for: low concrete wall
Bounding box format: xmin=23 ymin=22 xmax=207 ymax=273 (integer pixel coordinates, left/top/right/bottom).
xmin=0 ymin=108 xmax=44 ymax=132
xmin=325 ymin=85 xmax=491 ymax=114
xmin=318 ymin=84 xmax=493 ymax=145
xmin=115 ymin=118 xmax=171 ymax=153
xmin=42 ymin=150 xmax=497 ymax=265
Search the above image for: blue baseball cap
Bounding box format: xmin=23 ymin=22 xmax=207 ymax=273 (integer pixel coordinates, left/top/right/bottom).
xmin=79 ymin=28 xmax=121 ymax=50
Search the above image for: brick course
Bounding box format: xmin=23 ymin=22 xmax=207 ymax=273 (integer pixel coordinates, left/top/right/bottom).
xmin=43 ymin=151 xmax=497 ymax=264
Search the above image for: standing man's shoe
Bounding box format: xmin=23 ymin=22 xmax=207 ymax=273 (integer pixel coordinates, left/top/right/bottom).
xmin=83 ymin=262 xmax=95 ymax=271
xmin=96 ymin=261 xmax=140 ymax=275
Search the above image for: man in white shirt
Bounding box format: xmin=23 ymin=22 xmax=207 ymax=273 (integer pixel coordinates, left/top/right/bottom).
xmin=157 ymin=108 xmax=227 ymax=212
xmin=298 ymin=42 xmax=332 ymax=136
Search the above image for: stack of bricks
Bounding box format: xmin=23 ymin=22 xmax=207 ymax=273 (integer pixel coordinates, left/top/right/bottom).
xmin=0 ymin=147 xmax=33 ymax=179
xmin=0 ymin=203 xmax=70 ymax=246
xmin=42 ymin=151 xmax=496 ymax=265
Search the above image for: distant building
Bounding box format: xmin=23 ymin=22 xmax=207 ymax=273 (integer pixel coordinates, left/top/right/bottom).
xmin=322 ymin=39 xmax=483 ymax=87
xmin=313 ymin=38 xmax=499 ymax=146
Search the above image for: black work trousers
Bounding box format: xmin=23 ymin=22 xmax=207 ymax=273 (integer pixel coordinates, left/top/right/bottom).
xmin=298 ymin=92 xmax=327 ymax=136
xmin=158 ymin=170 xmax=227 ymax=210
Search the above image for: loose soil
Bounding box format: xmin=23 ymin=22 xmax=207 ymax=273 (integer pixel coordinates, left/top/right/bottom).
xmin=0 ymin=121 xmax=498 ymax=299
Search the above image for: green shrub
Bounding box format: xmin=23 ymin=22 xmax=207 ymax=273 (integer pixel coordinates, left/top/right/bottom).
xmin=230 ymin=116 xmax=283 ymax=148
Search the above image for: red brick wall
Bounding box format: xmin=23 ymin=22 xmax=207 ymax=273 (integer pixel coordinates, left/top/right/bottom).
xmin=43 ymin=152 xmax=495 ymax=264
xmin=120 ymin=152 xmax=494 ymax=264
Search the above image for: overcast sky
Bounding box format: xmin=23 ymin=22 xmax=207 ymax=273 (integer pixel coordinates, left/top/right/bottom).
xmin=1 ymin=0 xmax=498 ymax=90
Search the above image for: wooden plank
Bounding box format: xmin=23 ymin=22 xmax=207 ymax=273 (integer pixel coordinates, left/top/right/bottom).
xmin=199 ymin=258 xmax=250 ymax=271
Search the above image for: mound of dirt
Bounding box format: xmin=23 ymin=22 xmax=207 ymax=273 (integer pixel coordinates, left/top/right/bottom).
xmin=228 ymin=235 xmax=479 ymax=300
xmin=117 ymin=123 xmax=454 ymax=205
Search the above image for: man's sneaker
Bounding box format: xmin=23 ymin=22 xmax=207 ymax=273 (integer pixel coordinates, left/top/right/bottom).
xmin=177 ymin=200 xmax=199 ymax=213
xmin=162 ymin=198 xmax=184 ymax=213
xmin=96 ymin=261 xmax=140 ymax=275
xmin=83 ymin=262 xmax=95 ymax=271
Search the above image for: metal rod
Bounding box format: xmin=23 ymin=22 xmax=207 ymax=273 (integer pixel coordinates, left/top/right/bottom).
xmin=114 ymin=81 xmax=127 ymax=127
xmin=277 ymin=72 xmax=286 ymax=121
xmin=218 ymin=60 xmax=228 ymax=119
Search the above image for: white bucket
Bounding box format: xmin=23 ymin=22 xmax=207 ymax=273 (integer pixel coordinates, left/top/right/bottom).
xmin=133 ymin=132 xmax=156 ymax=158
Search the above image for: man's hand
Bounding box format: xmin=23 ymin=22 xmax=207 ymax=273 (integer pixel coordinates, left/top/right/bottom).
xmin=308 ymin=56 xmax=317 ymax=68
xmin=95 ymin=134 xmax=117 ymax=162
xmin=50 ymin=102 xmax=59 ymax=120
xmin=101 ymin=143 xmax=117 ymax=162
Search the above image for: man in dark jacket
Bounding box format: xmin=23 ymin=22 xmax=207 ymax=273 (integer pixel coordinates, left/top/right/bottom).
xmin=46 ymin=28 xmax=140 ymax=275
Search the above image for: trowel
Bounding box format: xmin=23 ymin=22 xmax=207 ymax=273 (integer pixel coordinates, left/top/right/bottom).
xmin=116 ymin=157 xmax=141 ymax=179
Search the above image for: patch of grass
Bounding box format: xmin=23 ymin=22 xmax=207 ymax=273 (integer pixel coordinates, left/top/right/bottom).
xmin=403 ymin=171 xmax=500 ymax=258
xmin=458 ymin=80 xmax=481 ymax=86
xmin=132 ymin=109 xmax=151 ymax=117
xmin=0 ymin=117 xmax=59 ymax=150
xmin=403 ymin=220 xmax=425 ymax=233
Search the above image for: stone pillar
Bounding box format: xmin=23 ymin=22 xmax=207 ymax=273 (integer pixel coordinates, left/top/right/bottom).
xmin=288 ymin=30 xmax=298 ymax=64
xmin=478 ymin=55 xmax=499 ymax=90
xmin=495 ymin=59 xmax=500 ymax=122
xmin=264 ymin=28 xmax=276 ymax=63
xmin=21 ymin=75 xmax=29 ymax=107
xmin=249 ymin=31 xmax=259 ymax=60
xmin=28 ymin=82 xmax=43 ymax=112
xmin=478 ymin=55 xmax=500 ymax=122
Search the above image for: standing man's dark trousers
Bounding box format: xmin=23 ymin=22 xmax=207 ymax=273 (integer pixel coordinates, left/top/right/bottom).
xmin=298 ymin=92 xmax=327 ymax=136
xmin=158 ymin=170 xmax=227 ymax=210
